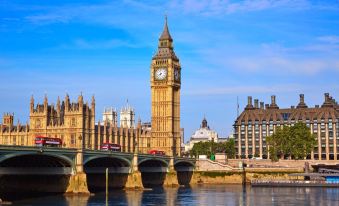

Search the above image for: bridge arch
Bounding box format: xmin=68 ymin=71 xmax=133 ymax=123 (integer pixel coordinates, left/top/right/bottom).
xmin=83 ymin=156 xmax=131 ymax=167
xmin=138 ymin=158 xmax=169 ymax=168
xmin=138 ymin=158 xmax=169 ymax=187
xmin=174 ymin=160 xmax=195 ymax=186
xmin=84 ymin=156 xmax=132 ymax=191
xmin=0 ymin=153 xmax=73 ymax=200
xmin=0 ymin=153 xmax=73 ymax=167
xmin=174 ymin=160 xmax=195 ymax=168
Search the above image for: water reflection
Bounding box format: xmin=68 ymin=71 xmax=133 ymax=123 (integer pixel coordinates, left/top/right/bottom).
xmin=11 ymin=185 xmax=339 ymax=206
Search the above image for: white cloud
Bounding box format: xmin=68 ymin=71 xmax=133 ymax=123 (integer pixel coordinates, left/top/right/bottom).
xmin=227 ymin=56 xmax=339 ymax=74
xmin=169 ymin=0 xmax=312 ymax=16
xmin=57 ymin=39 xmax=138 ymax=50
xmin=184 ymin=84 xmax=302 ymax=96
xmin=317 ymin=35 xmax=339 ymax=44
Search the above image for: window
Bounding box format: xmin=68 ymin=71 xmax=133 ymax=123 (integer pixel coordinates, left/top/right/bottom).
xmin=282 ymin=113 xmax=290 ymax=121
xmin=21 ymin=136 xmax=24 ymax=145
xmin=71 ymin=118 xmax=76 ymax=127
xmin=13 ymin=136 xmax=16 ymax=145
xmin=71 ymin=134 xmax=76 ymax=145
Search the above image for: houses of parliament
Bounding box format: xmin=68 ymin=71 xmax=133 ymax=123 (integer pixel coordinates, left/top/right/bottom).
xmin=0 ymin=18 xmax=183 ymax=156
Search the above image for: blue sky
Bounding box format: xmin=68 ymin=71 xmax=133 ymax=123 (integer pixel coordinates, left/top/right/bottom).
xmin=1 ymin=0 xmax=339 ymax=141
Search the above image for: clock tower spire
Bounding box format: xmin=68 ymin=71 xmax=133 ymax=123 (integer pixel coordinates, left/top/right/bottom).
xmin=150 ymin=16 xmax=181 ymax=156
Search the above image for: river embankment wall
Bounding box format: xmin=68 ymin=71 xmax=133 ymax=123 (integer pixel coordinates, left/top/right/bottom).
xmin=191 ymin=160 xmax=303 ymax=184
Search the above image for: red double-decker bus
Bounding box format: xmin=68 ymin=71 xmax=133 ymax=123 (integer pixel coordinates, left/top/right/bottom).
xmin=148 ymin=150 xmax=165 ymax=156
xmin=100 ymin=143 xmax=121 ymax=152
xmin=35 ymin=136 xmax=62 ymax=147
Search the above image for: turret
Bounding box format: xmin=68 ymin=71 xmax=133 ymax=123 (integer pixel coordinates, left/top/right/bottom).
xmin=137 ymin=117 xmax=142 ymax=129
xmin=2 ymin=113 xmax=14 ymax=127
xmin=158 ymin=16 xmax=173 ymax=48
xmin=30 ymin=95 xmax=34 ymax=113
xmin=201 ymin=117 xmax=208 ymax=128
xmin=43 ymin=94 xmax=48 ymax=113
xmin=65 ymin=94 xmax=70 ymax=111
xmin=153 ymin=16 xmax=178 ymax=60
xmin=91 ymin=95 xmax=95 ymax=113
xmin=56 ymin=96 xmax=61 ymax=114
xmin=78 ymin=93 xmax=84 ymax=111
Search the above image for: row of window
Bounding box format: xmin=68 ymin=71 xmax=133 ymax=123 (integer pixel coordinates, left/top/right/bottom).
xmin=240 ymin=119 xmax=339 ymax=126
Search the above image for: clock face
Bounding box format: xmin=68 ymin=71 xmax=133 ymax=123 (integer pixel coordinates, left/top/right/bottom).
xmin=174 ymin=69 xmax=180 ymax=81
xmin=155 ymin=68 xmax=167 ymax=80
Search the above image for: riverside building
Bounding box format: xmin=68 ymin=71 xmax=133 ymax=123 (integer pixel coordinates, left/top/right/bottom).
xmin=234 ymin=93 xmax=339 ymax=160
xmin=185 ymin=117 xmax=219 ymax=152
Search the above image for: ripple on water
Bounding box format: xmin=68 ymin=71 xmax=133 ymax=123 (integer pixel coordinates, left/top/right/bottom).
xmin=10 ymin=185 xmax=339 ymax=206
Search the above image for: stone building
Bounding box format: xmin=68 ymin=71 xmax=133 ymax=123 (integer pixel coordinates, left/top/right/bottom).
xmin=1 ymin=94 xmax=95 ymax=148
xmin=119 ymin=101 xmax=135 ymax=129
xmin=0 ymin=94 xmax=150 ymax=153
xmin=0 ymin=17 xmax=182 ymax=157
xmin=185 ymin=117 xmax=219 ymax=152
xmin=150 ymin=17 xmax=182 ymax=156
xmin=102 ymin=107 xmax=117 ymax=127
xmin=234 ymin=93 xmax=339 ymax=160
xmin=0 ymin=113 xmax=29 ymax=146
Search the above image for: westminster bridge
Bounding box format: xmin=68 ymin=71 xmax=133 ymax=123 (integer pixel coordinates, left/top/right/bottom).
xmin=0 ymin=146 xmax=195 ymax=197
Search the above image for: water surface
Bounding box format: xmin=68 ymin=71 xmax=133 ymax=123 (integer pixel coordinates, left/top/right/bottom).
xmin=12 ymin=185 xmax=339 ymax=206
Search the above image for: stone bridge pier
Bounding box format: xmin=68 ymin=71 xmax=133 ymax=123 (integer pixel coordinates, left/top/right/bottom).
xmin=65 ymin=149 xmax=89 ymax=194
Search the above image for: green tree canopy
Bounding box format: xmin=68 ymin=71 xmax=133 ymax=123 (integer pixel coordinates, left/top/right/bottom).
xmin=189 ymin=138 xmax=235 ymax=159
xmin=266 ymin=122 xmax=316 ymax=161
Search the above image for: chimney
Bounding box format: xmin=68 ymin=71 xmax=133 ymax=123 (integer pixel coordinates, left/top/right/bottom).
xmin=300 ymin=94 xmax=304 ymax=103
xmin=271 ymin=95 xmax=276 ymax=105
xmin=291 ymin=106 xmax=295 ymax=109
xmin=254 ymin=99 xmax=259 ymax=109
xmin=245 ymin=96 xmax=254 ymax=110
xmin=248 ymin=96 xmax=252 ymax=106
xmin=265 ymin=104 xmax=269 ymax=109
xmin=322 ymin=93 xmax=333 ymax=108
xmin=260 ymin=102 xmax=264 ymax=109
xmin=297 ymin=94 xmax=307 ymax=108
xmin=270 ymin=95 xmax=279 ymax=109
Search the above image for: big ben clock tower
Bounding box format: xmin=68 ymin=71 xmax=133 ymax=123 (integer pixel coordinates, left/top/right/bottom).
xmin=150 ymin=17 xmax=181 ymax=156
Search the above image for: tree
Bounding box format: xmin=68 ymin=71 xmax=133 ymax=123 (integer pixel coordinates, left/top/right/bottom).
xmin=267 ymin=122 xmax=316 ymax=161
xmin=289 ymin=122 xmax=317 ymax=160
xmin=190 ymin=141 xmax=211 ymax=158
xmin=225 ymin=138 xmax=235 ymax=159
xmin=189 ymin=139 xmax=236 ymax=159
xmin=266 ymin=126 xmax=291 ymax=161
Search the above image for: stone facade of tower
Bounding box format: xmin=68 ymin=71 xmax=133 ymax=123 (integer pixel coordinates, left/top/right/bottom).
xmin=0 ymin=112 xmax=29 ymax=146
xmin=150 ymin=17 xmax=181 ymax=156
xmin=103 ymin=107 xmax=117 ymax=127
xmin=120 ymin=102 xmax=135 ymax=129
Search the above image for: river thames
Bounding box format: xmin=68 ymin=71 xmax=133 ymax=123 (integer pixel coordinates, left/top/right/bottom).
xmin=11 ymin=185 xmax=339 ymax=206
